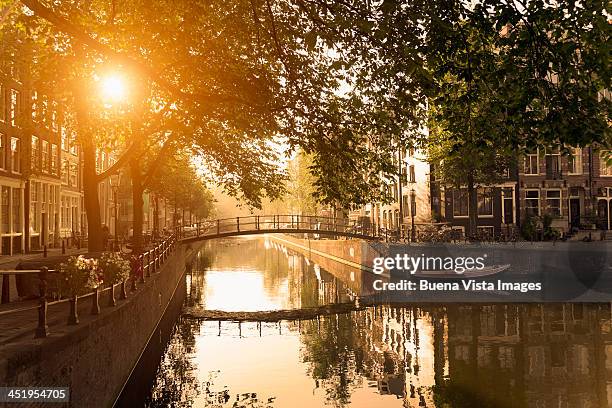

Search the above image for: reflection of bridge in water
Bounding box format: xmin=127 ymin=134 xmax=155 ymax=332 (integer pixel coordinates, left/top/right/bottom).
xmin=177 ymin=215 xmax=382 ymax=243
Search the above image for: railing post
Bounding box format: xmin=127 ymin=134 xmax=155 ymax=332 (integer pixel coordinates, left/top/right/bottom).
xmin=217 ymin=219 xmax=220 ymax=235
xmin=67 ymin=295 xmax=79 ymax=325
xmin=139 ymin=255 xmax=145 ymax=283
xmin=236 ymin=217 xmax=240 ymax=232
xmin=108 ymin=283 xmax=116 ymax=307
xmin=146 ymin=252 xmax=151 ymax=278
xmin=35 ymin=267 xmax=49 ymax=338
xmin=256 ymin=216 xmax=259 ymax=230
xmin=121 ymin=280 xmax=128 ymax=300
xmin=91 ymin=286 xmax=100 ymax=315
xmin=131 ymin=256 xmax=138 ymax=292
xmin=61 ymin=239 xmax=65 ymax=254
xmin=43 ymin=245 xmax=47 ymax=258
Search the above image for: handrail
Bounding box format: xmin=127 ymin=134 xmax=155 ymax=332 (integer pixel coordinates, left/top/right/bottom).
xmin=175 ymin=214 xmax=383 ymax=242
xmin=0 ymin=234 xmax=178 ymax=339
xmin=0 ymin=269 xmax=58 ymax=275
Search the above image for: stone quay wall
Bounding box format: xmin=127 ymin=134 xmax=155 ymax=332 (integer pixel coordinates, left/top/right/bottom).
xmin=0 ymin=242 xmax=200 ymax=408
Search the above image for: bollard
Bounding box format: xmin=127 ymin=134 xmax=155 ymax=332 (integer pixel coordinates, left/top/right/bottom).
xmin=61 ymin=239 xmax=66 ymax=254
xmin=91 ymin=287 xmax=100 ymax=315
xmin=67 ymin=295 xmax=79 ymax=325
xmin=108 ymin=283 xmax=116 ymax=307
xmin=35 ymin=267 xmax=49 ymax=338
xmin=236 ymin=217 xmax=240 ymax=232
xmin=43 ymin=245 xmax=47 ymax=258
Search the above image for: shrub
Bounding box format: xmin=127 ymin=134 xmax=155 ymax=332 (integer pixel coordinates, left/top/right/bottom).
xmin=58 ymin=255 xmax=103 ymax=296
xmin=99 ymin=252 xmax=131 ymax=285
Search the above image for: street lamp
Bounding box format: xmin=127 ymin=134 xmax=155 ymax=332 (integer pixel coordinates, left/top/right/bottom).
xmin=410 ymin=188 xmax=417 ymax=242
xmin=109 ymin=173 xmax=122 ymax=251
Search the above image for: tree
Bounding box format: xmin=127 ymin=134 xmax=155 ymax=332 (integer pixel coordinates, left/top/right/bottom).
xmin=286 ymin=150 xmax=319 ymax=215
xmin=147 ymin=152 xmax=214 ymax=230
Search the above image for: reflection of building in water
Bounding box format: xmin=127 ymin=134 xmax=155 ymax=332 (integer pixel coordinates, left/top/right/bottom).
xmin=445 ymin=304 xmax=612 ymax=408
xmin=299 ymin=303 xmax=612 ymax=408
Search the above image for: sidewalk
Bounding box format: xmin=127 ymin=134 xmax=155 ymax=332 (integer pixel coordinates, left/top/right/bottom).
xmin=0 ymin=247 xmax=87 ymax=306
xmin=0 ymin=247 xmax=86 ymax=269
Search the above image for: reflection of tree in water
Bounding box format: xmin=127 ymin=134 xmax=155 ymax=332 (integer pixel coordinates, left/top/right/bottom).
xmin=146 ymin=318 xmax=201 ymax=407
xmin=299 ymin=314 xmax=365 ymax=407
xmin=200 ymin=373 xmax=277 ymax=408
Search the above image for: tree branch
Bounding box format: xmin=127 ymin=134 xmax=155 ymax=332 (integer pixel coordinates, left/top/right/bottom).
xmin=19 ymin=0 xmax=260 ymax=113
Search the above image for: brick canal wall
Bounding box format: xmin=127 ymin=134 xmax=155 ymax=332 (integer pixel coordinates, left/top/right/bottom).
xmin=0 ymin=243 xmax=200 ymax=408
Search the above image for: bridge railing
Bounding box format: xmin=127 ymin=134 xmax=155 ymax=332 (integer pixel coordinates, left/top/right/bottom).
xmin=0 ymin=234 xmax=178 ymax=339
xmin=175 ymin=215 xmax=382 ymax=240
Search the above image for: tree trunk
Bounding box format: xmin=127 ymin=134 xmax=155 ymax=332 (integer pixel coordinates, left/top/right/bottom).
xmin=467 ymin=172 xmax=477 ymax=239
xmin=73 ymin=82 xmax=103 ymax=252
xmin=130 ymin=160 xmax=144 ymax=253
xmin=83 ymin=141 xmax=103 ymax=251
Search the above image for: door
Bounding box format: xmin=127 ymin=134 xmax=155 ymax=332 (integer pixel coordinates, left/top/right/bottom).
xmin=598 ymin=199 xmax=609 ymax=230
xmin=569 ymin=198 xmax=580 ymax=230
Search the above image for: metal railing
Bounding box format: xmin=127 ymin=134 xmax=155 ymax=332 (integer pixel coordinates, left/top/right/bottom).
xmin=175 ymin=215 xmax=383 ymax=241
xmin=175 ymin=215 xmax=524 ymax=244
xmin=0 ymin=234 xmax=177 ymax=339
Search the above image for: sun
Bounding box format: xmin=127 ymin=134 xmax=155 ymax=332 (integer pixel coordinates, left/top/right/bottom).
xmin=100 ymin=75 xmax=126 ymax=102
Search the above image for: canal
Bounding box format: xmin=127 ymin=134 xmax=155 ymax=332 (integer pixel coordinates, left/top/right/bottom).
xmin=118 ymin=236 xmax=612 ymax=408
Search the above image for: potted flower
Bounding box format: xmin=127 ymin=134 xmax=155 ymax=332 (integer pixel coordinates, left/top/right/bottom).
xmin=58 ymin=255 xmax=103 ymax=324
xmin=99 ymin=252 xmax=131 ymax=305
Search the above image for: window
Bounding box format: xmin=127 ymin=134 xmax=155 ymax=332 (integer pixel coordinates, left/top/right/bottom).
xmin=41 ymin=140 xmax=49 ymax=172
xmin=50 ymin=100 xmax=58 ymax=132
xmin=31 ymin=91 xmax=38 ymax=121
xmin=0 ymin=84 xmax=5 ymax=122
xmin=31 ymin=135 xmax=40 ymax=170
xmin=477 ymin=188 xmax=493 ymax=216
xmin=61 ymin=127 xmax=68 ymax=151
xmin=410 ymin=190 xmax=417 ymax=216
xmin=600 ymin=151 xmax=612 ymax=176
xmin=545 ymin=148 xmax=561 ymax=179
xmin=9 ymin=89 xmax=20 ymax=127
xmin=408 ymin=165 xmax=416 ymax=183
xmin=10 ymin=137 xmax=20 ymax=173
xmin=12 ymin=188 xmax=20 ymax=233
xmin=51 ymin=144 xmax=58 ymax=175
xmin=567 ymin=148 xmax=582 ymax=174
xmin=41 ymin=95 xmax=48 ymax=126
xmin=453 ymin=189 xmax=468 ymax=217
xmin=524 ymin=152 xmax=538 ymax=175
xmin=1 ymin=186 xmax=8 ymax=233
xmin=30 ymin=181 xmax=39 ymax=233
xmin=546 ymin=190 xmax=561 ymax=217
xmin=525 ymin=190 xmax=540 ymax=217
xmin=70 ymin=163 xmax=78 ymax=187
xmin=70 ymin=131 xmax=77 ymax=155
xmin=0 ymin=133 xmax=5 ymax=170
xmin=61 ymin=159 xmax=69 ymax=184
xmin=502 ymin=188 xmax=514 ymax=224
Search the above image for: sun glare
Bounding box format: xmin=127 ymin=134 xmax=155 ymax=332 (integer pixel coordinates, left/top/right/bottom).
xmin=100 ymin=75 xmax=126 ymax=102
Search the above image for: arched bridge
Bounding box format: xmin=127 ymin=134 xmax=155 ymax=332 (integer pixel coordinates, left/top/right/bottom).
xmin=177 ymin=215 xmax=382 ymax=243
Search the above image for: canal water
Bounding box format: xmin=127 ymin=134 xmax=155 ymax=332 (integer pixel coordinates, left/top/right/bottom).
xmin=119 ymin=236 xmax=612 ymax=408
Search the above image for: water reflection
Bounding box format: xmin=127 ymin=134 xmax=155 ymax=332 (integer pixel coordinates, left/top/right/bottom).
xmin=134 ymin=237 xmax=612 ymax=408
